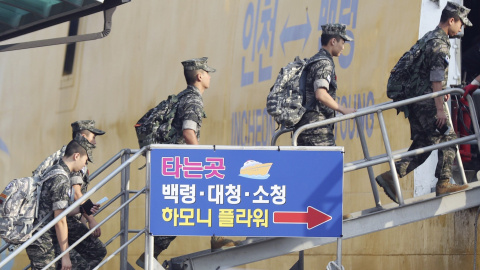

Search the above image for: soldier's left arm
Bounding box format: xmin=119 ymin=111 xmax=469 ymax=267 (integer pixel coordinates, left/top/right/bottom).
xmin=427 ymin=39 xmax=450 ymax=127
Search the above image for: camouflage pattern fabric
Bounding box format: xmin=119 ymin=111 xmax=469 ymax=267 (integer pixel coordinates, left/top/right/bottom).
xmin=66 ymin=217 xmax=107 ymax=269
xmin=394 ymin=27 xmax=456 ymax=181
xmin=73 ymin=134 xmax=95 ymax=162
xmin=171 ymin=85 xmax=206 ymax=144
xmin=396 ymin=103 xmax=456 ymax=180
xmin=444 ymin=1 xmax=472 ymax=27
xmin=295 ymin=48 xmax=337 ymax=146
xmin=266 ymin=56 xmax=323 ymax=128
xmin=387 ymin=26 xmax=450 ymax=117
xmin=69 ymin=167 xmax=88 ymax=221
xmin=68 ymin=161 xmax=106 ymax=269
xmin=32 ymin=146 xmax=66 ymax=177
xmin=296 ymin=113 xmax=335 ymax=146
xmin=181 ymin=57 xmax=216 ymax=72
xmin=135 ymin=88 xmax=198 ymax=148
xmin=0 ymin=168 xmax=68 ymax=244
xmin=26 ymin=230 xmax=58 ymax=270
xmin=26 ymin=160 xmax=71 ymax=269
xmin=71 ymin=120 xmax=105 ymax=135
xmin=151 ymin=87 xmax=205 ymax=253
xmin=153 ymin=236 xmax=177 ymax=253
xmin=321 ymin=23 xmax=353 ymax=41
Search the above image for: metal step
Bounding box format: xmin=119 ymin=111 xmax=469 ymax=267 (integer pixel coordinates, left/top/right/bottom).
xmin=166 ymin=181 xmax=480 ymax=270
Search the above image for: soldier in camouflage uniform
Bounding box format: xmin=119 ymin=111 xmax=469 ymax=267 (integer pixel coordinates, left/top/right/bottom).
xmin=375 ymin=1 xmax=472 ymax=204
xmin=137 ymin=57 xmax=215 ymax=268
xmin=26 ymin=136 xmax=94 ymax=270
xmin=67 ymin=121 xmax=107 ymax=269
xmin=295 ymin=24 xmax=356 ymax=146
xmin=32 ymin=120 xmax=107 ymax=269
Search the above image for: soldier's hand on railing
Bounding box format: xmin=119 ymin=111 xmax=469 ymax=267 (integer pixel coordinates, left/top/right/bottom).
xmin=444 ymin=94 xmax=450 ymax=102
xmin=338 ymin=106 xmax=357 ymax=115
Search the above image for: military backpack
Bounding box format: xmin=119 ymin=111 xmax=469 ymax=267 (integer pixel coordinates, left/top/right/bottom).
xmin=387 ymin=37 xmax=443 ymax=108
xmin=0 ymin=168 xmax=68 ymax=244
xmin=135 ymin=90 xmax=192 ymax=148
xmin=266 ymin=55 xmax=322 ymax=128
xmin=31 ymin=145 xmax=66 ymax=177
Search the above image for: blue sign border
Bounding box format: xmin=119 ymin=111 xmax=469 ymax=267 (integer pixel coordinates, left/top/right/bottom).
xmin=149 ymin=146 xmax=343 ymax=238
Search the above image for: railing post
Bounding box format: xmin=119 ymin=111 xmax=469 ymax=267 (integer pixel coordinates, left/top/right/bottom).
xmin=336 ymin=238 xmax=342 ymax=268
xmin=120 ymin=150 xmax=131 ymax=270
xmin=377 ymin=110 xmax=404 ymax=205
xmin=355 ymin=117 xmax=382 ymax=208
xmin=445 ymin=104 xmax=468 ymax=185
xmin=145 ymin=149 xmax=154 ymax=270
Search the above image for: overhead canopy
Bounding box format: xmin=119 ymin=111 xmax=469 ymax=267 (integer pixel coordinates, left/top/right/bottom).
xmin=0 ymin=0 xmax=129 ymax=42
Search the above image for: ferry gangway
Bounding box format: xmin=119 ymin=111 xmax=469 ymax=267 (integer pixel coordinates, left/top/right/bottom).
xmin=163 ymin=87 xmax=480 ymax=270
xmin=0 ymin=88 xmax=479 ymax=270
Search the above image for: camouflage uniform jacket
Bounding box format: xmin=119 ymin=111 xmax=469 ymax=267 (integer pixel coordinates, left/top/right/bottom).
xmin=70 ymin=166 xmax=89 ymax=220
xmin=408 ymin=26 xmax=450 ymax=138
xmin=171 ymin=85 xmax=207 ymax=144
xmin=300 ymin=48 xmax=337 ymax=124
xmin=33 ymin=146 xmax=88 ymax=218
xmin=35 ymin=159 xmax=72 ymax=230
xmin=414 ymin=26 xmax=450 ymax=98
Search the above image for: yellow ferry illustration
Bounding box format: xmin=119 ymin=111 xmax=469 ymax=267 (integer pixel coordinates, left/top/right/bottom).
xmin=239 ymin=160 xmax=273 ymax=179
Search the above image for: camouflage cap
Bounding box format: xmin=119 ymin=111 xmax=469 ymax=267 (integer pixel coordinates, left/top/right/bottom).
xmin=181 ymin=57 xmax=216 ymax=73
xmin=73 ymin=133 xmax=95 ymax=162
xmin=444 ymin=1 xmax=472 ymax=27
xmin=71 ymin=120 xmax=105 ymax=135
xmin=321 ymin=23 xmax=353 ymax=41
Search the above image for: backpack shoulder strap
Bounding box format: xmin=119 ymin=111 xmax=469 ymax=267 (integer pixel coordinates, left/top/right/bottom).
xmin=39 ymin=167 xmax=69 ymax=184
xmin=35 ymin=167 xmax=69 ymax=219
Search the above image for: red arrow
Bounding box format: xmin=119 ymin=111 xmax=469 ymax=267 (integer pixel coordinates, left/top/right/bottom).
xmin=273 ymin=206 xmax=332 ymax=229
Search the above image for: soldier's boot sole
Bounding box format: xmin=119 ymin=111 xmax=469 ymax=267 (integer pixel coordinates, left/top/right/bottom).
xmin=375 ymin=172 xmax=399 ymax=204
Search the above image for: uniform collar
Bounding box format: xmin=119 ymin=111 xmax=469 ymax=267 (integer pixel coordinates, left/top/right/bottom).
xmin=58 ymin=158 xmax=71 ymax=174
xmin=186 ymin=85 xmax=202 ymax=96
xmin=434 ymin=25 xmax=449 ymax=41
xmin=319 ymin=48 xmax=334 ymax=59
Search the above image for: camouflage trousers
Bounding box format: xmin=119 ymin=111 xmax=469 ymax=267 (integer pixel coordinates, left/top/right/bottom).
xmin=66 ymin=216 xmax=107 ymax=270
xmin=296 ymin=124 xmax=335 ymax=146
xmin=153 ymin=236 xmax=177 ymax=255
xmin=26 ymin=229 xmax=58 ymax=270
xmin=295 ymin=111 xmax=335 ymax=146
xmin=395 ymin=103 xmax=456 ymax=180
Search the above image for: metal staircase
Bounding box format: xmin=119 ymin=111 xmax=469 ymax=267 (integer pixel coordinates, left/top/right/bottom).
xmin=0 ymin=88 xmax=479 ymax=270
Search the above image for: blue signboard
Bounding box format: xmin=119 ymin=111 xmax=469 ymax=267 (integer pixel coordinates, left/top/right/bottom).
xmin=150 ymin=146 xmax=343 ymax=238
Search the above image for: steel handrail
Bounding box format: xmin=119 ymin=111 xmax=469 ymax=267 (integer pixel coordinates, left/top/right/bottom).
xmin=344 ymin=134 xmax=477 ymax=172
xmin=281 ymin=87 xmax=480 ymax=207
xmin=292 ymin=88 xmax=464 ymax=145
xmin=0 ymin=147 xmax=148 ymax=269
xmin=0 ymin=149 xmax=132 ymax=256
xmin=44 ymin=187 xmax=146 ymax=269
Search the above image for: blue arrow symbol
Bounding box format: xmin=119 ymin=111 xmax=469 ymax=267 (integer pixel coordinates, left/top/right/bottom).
xmin=0 ymin=137 xmax=8 ymax=155
xmin=279 ymin=12 xmax=312 ymax=54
